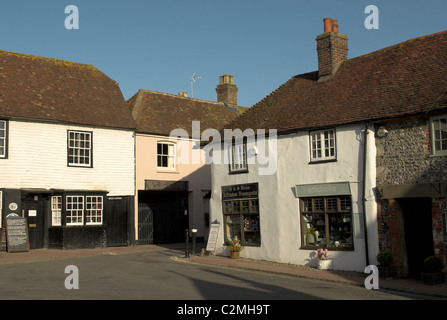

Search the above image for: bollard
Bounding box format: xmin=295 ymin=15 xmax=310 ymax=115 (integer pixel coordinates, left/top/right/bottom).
xmin=185 ymin=229 xmax=190 ymax=258
xmin=191 ymin=229 xmax=197 ymax=256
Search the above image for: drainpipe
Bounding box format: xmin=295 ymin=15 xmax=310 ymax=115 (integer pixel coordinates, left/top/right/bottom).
xmin=362 ymin=123 xmax=370 ymax=266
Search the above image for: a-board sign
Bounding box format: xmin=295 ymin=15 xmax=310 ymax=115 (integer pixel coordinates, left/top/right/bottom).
xmin=4 ymin=217 xmax=29 ymax=253
xmin=206 ymin=222 xmax=220 ymax=252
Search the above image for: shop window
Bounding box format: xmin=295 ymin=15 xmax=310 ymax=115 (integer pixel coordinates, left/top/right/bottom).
xmin=300 ymin=196 xmax=353 ymax=250
xmin=223 ymin=198 xmax=260 ymax=246
xmin=86 ymin=196 xmax=103 ymax=225
xmin=51 ymin=196 xmax=62 ymax=226
xmin=66 ymin=196 xmax=84 ymax=225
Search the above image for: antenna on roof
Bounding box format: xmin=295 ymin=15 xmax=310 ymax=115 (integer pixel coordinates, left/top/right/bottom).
xmin=190 ymin=73 xmax=203 ymax=98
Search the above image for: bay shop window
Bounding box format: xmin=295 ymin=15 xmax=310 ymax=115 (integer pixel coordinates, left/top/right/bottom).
xmin=51 ymin=194 xmax=104 ymax=227
xmin=222 ymin=183 xmax=260 ymax=246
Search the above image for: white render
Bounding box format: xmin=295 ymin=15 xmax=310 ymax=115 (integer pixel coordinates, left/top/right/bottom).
xmin=209 ymin=123 xmax=380 ymax=272
xmin=1 ymin=119 xmax=135 ymax=197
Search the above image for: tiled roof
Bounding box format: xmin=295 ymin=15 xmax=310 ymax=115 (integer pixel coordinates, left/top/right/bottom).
xmin=127 ymin=89 xmax=246 ymax=136
xmin=0 ymin=50 xmax=136 ymax=129
xmin=224 ymin=30 xmax=447 ymax=134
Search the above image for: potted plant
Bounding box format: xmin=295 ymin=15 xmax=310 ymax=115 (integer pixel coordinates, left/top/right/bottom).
xmin=421 ymin=256 xmax=445 ymax=285
xmin=228 ymin=236 xmax=242 ymax=259
xmin=305 ymin=226 xmax=316 ymax=246
xmin=376 ymin=251 xmax=394 ymax=278
xmin=316 ymin=249 xmax=332 ymax=270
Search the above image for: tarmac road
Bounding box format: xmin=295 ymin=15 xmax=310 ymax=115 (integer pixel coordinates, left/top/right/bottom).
xmin=0 ymin=246 xmax=438 ymax=301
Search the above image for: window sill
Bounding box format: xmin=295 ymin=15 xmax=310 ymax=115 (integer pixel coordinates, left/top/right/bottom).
xmin=308 ymin=159 xmax=337 ymax=165
xmin=157 ymin=168 xmax=179 ymax=174
xmin=228 ymin=169 xmax=249 ymax=175
xmin=300 ymin=245 xmax=354 ymax=251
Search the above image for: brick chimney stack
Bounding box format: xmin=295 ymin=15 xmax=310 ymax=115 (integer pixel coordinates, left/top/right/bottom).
xmin=316 ymin=18 xmax=348 ymax=80
xmin=216 ymin=74 xmax=238 ymax=106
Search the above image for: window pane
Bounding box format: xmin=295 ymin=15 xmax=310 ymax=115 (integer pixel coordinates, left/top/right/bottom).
xmin=326 ymin=197 xmax=337 ymax=211
xmin=225 ymin=215 xmax=241 ymax=242
xmin=314 ymin=198 xmax=324 ymax=211
xmin=243 ymin=215 xmax=260 ymax=246
xmin=328 ymin=213 xmax=353 ymax=248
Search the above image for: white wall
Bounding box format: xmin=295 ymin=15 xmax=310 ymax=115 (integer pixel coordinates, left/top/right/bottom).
xmin=1 ymin=120 xmax=135 ymax=196
xmin=209 ymin=124 xmax=379 ymax=272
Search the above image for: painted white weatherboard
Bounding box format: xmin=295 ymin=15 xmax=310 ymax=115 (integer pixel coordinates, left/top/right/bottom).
xmin=1 ymin=120 xmax=135 ymax=196
xmin=209 ymin=124 xmax=379 ymax=272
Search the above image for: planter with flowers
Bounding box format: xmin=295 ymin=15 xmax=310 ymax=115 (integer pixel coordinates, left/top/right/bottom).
xmin=316 ymin=249 xmax=332 ymax=270
xmin=228 ymin=236 xmax=242 ymax=259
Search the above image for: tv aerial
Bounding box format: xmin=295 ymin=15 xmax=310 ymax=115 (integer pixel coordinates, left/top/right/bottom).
xmin=190 ymin=73 xmax=203 ymax=98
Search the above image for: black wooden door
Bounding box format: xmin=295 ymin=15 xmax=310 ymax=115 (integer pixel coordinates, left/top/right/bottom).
xmin=105 ymin=198 xmax=128 ymax=247
xmin=23 ymin=200 xmax=45 ymax=249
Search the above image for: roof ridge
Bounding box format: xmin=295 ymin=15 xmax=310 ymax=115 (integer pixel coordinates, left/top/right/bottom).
xmin=348 ymin=29 xmax=447 ymax=62
xmin=0 ymin=49 xmax=98 ymax=71
xmin=137 ymin=89 xmax=229 ymax=106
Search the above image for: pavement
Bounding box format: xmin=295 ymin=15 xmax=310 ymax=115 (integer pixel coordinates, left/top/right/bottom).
xmin=0 ymin=244 xmax=446 ymax=299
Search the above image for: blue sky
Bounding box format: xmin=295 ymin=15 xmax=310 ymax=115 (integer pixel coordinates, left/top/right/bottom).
xmin=0 ymin=1 xmax=446 ymax=108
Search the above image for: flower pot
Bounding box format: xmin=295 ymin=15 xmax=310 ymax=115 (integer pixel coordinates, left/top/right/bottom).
xmin=378 ymin=266 xmax=393 ymax=278
xmin=230 ymin=251 xmax=240 ymax=259
xmin=421 ymin=272 xmax=445 ymax=285
xmin=317 ymin=259 xmax=333 ymax=270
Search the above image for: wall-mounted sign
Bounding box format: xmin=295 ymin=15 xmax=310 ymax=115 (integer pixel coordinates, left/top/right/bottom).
xmin=295 ymin=182 xmax=351 ymax=198
xmin=8 ymin=203 xmax=18 ymax=211
xmin=28 ymin=210 xmax=37 ymax=217
xmin=222 ymin=183 xmax=258 ymax=200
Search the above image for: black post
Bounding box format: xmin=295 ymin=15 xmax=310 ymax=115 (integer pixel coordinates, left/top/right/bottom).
xmin=185 ymin=229 xmax=190 ymax=258
xmin=191 ymin=229 xmax=197 ymax=256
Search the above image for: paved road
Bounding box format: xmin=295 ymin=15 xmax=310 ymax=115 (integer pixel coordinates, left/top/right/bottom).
xmin=0 ymin=247 xmax=436 ymax=301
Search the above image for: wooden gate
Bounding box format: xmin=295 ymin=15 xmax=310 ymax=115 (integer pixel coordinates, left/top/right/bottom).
xmin=138 ymin=203 xmax=153 ymax=244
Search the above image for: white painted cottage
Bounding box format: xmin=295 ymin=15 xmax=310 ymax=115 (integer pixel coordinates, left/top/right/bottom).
xmin=0 ymin=50 xmax=137 ymax=249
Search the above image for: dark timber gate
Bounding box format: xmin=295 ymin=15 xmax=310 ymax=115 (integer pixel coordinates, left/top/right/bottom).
xmin=138 ymin=203 xmax=153 ymax=244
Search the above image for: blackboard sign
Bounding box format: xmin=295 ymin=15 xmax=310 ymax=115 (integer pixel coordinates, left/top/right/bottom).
xmin=206 ymin=222 xmax=220 ymax=252
xmin=5 ymin=217 xmax=29 ymax=253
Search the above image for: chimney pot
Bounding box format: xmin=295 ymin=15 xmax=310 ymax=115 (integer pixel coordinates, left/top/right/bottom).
xmin=323 ymin=18 xmax=332 ymax=33
xmin=179 ymin=92 xmax=188 ymax=98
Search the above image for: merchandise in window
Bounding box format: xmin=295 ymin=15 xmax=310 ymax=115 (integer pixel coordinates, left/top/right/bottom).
xmin=300 ymin=196 xmax=353 ymax=249
xmin=223 ymin=198 xmax=260 ymax=246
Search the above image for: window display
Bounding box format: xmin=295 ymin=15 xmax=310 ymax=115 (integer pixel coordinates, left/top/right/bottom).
xmin=301 ymin=196 xmax=353 ymax=250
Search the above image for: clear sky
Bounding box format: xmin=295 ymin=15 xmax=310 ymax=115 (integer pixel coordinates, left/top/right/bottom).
xmin=0 ymin=0 xmax=446 ymax=108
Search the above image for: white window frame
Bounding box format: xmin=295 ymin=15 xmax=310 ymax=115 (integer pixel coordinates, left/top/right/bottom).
xmin=157 ymin=141 xmax=176 ymax=170
xmin=430 ymin=116 xmax=447 ymax=156
xmin=0 ymin=120 xmax=7 ymax=159
xmin=66 ymin=196 xmax=84 ymax=226
xmin=229 ymin=142 xmax=248 ymax=173
xmin=85 ymin=196 xmax=103 ymax=225
xmin=68 ymin=130 xmax=92 ymax=167
xmin=310 ymin=129 xmax=336 ymax=162
xmin=51 ymin=196 xmax=62 ymax=226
